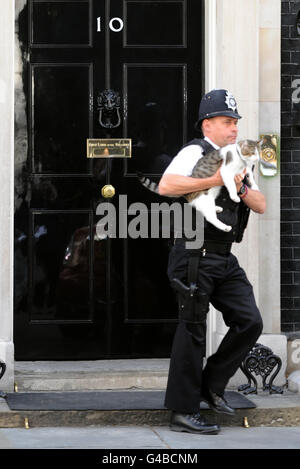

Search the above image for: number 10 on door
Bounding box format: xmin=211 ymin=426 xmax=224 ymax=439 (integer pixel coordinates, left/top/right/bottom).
xmin=97 ymin=17 xmax=124 ymax=33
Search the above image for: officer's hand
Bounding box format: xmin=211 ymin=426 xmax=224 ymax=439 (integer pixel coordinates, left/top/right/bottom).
xmin=234 ymin=168 xmax=247 ymax=191
xmin=213 ymin=167 xmax=224 ymax=186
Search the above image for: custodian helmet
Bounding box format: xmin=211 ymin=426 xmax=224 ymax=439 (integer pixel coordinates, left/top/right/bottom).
xmin=194 ymin=89 xmax=242 ymax=131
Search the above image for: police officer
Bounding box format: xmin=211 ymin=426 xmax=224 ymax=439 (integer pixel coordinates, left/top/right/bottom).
xmin=158 ymin=89 xmax=265 ymax=435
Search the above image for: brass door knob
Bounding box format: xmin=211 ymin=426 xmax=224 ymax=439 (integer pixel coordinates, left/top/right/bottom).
xmin=101 ymin=184 xmax=115 ymax=198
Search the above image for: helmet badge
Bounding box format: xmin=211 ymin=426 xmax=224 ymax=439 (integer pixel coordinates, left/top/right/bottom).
xmin=225 ymin=91 xmax=237 ymax=112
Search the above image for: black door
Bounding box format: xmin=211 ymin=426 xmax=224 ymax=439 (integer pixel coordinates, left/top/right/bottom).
xmin=14 ymin=0 xmax=204 ymax=359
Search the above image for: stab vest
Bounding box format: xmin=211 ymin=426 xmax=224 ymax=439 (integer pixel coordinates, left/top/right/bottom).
xmin=181 ymin=138 xmax=251 ymax=244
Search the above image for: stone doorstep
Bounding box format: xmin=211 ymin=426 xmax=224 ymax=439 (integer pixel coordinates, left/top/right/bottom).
xmin=13 ymin=353 xmax=291 ymax=393
xmin=14 ymin=371 xmax=169 ymax=393
xmin=0 ymin=359 xmax=297 ymax=428
xmin=15 ymin=374 xmax=168 ymax=392
xmin=13 ymin=359 xmax=170 ymax=392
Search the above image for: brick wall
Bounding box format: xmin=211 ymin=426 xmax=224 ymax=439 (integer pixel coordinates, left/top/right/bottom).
xmin=281 ymin=0 xmax=300 ymax=332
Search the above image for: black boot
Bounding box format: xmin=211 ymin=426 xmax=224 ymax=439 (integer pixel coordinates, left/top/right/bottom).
xmin=201 ymin=387 xmax=235 ymax=415
xmin=170 ymin=411 xmax=220 ymax=434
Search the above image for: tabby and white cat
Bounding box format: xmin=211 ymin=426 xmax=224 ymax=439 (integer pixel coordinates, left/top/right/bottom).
xmin=138 ymin=139 xmax=273 ymax=232
xmin=185 ymin=139 xmax=261 ymax=232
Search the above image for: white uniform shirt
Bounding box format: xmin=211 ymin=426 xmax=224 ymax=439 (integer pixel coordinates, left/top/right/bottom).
xmin=163 ymin=137 xmax=219 ymax=177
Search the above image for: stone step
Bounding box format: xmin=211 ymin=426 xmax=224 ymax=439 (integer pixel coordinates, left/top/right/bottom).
xmin=2 ymin=360 xmax=298 ymax=429
xmin=14 ymin=360 xmax=170 ymax=392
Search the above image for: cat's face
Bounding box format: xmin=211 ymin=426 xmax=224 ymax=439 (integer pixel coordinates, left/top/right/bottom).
xmin=237 ymin=139 xmax=260 ymax=162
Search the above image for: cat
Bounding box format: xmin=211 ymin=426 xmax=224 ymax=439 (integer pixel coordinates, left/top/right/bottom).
xmin=185 ymin=139 xmax=261 ymax=232
xmin=137 ymin=139 xmax=275 ymax=232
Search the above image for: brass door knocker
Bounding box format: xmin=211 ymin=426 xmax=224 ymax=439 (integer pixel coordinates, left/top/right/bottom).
xmin=97 ymin=89 xmax=121 ymax=129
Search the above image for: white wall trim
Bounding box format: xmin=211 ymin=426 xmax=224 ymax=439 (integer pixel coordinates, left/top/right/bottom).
xmin=0 ymin=0 xmax=15 ymax=390
xmin=204 ymin=0 xmax=217 ymax=357
xmin=204 ymin=0 xmax=217 ymax=93
xmin=205 ymin=0 xmax=282 ymax=360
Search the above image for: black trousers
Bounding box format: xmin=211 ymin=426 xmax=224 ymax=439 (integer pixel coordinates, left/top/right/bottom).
xmin=164 ymin=244 xmax=263 ymax=413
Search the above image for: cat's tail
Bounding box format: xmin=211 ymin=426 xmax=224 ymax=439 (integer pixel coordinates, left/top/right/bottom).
xmin=136 ymin=172 xmax=160 ymax=194
xmin=136 ymin=171 xmax=181 ymax=199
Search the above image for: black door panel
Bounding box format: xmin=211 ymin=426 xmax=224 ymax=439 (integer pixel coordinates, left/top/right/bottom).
xmin=14 ymin=0 xmax=204 ymax=359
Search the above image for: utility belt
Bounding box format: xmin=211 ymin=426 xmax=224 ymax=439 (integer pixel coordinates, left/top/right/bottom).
xmin=174 ymin=237 xmax=232 ymax=256
xmin=200 ymin=240 xmax=232 ymax=256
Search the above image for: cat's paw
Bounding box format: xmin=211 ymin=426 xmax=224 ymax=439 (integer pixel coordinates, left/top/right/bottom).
xmin=231 ymin=196 xmax=240 ymax=203
xmin=215 ymin=206 xmax=223 ymax=213
xmin=215 ymin=222 xmax=232 ymax=232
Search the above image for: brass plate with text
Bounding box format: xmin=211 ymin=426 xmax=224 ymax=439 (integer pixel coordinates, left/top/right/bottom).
xmin=87 ymin=139 xmax=131 ymax=158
